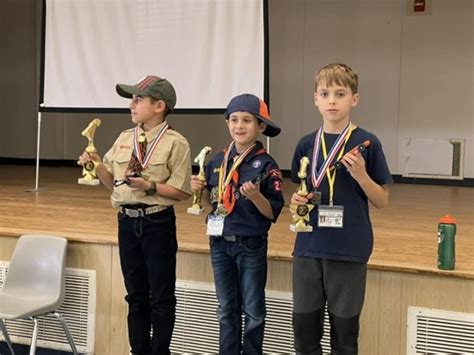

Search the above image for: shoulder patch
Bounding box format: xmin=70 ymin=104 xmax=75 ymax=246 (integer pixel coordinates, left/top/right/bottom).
xmin=273 ymin=180 xmax=282 ymax=192
xmin=268 ymin=168 xmax=283 ymax=180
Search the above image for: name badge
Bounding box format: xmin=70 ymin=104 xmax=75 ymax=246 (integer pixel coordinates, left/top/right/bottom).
xmin=318 ymin=205 xmax=344 ymax=228
xmin=207 ymin=214 xmax=225 ymax=236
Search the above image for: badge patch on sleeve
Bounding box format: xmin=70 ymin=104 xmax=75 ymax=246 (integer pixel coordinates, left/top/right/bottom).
xmin=268 ymin=169 xmax=282 ymax=180
xmin=273 ymin=180 xmax=282 ymax=191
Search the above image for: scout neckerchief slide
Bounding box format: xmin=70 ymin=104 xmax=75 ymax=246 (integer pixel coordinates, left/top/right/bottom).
xmin=311 ymin=122 xmax=354 ymax=228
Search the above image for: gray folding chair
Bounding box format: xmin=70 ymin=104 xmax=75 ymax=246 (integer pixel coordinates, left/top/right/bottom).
xmin=0 ymin=235 xmax=78 ymax=355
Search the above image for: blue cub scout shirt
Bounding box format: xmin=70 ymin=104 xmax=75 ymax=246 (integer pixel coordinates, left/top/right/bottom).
xmin=205 ymin=141 xmax=285 ymax=237
xmin=291 ymin=127 xmax=393 ymax=263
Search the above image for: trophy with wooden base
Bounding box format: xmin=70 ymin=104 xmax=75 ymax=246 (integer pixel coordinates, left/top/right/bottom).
xmin=187 ymin=146 xmax=212 ymax=215
xmin=78 ymin=118 xmax=102 ymax=186
xmin=290 ymin=156 xmax=314 ymax=232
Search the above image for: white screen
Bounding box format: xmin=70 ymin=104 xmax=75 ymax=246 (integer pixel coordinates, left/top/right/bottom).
xmin=43 ymin=0 xmax=265 ymax=109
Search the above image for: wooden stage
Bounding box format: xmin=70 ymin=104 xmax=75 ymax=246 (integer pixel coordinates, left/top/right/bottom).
xmin=0 ymin=165 xmax=472 ymax=279
xmin=0 ymin=165 xmax=473 ymax=354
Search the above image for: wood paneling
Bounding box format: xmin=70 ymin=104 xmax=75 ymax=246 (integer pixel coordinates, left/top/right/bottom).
xmin=377 ymin=271 xmax=404 ymax=355
xmin=109 ymin=246 xmax=129 ymax=355
xmin=177 ymin=251 xmax=214 ymax=283
xmin=66 ymin=242 xmax=113 ymax=355
xmin=359 ymin=270 xmax=381 ymax=355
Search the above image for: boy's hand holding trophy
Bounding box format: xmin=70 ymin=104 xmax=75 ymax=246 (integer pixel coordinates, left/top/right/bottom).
xmin=290 ymin=156 xmax=314 ymax=232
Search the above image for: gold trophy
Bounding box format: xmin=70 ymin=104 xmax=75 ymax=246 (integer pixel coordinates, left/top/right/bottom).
xmin=290 ymin=156 xmax=314 ymax=232
xmin=187 ymin=146 xmax=213 ymax=215
xmin=78 ymin=118 xmax=102 ymax=186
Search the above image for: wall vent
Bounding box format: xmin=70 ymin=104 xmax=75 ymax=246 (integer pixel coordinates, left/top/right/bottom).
xmin=407 ymin=306 xmax=474 ymax=354
xmin=171 ymin=281 xmax=331 ymax=354
xmin=0 ymin=261 xmax=96 ymax=354
xmin=402 ymin=138 xmax=465 ymax=180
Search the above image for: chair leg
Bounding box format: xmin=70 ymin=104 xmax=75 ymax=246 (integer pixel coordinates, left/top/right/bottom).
xmin=53 ymin=312 xmax=79 ymax=355
xmin=29 ymin=317 xmax=39 ymax=355
xmin=0 ymin=319 xmax=16 ymax=355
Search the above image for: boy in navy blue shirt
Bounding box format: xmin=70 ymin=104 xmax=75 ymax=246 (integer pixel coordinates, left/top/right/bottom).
xmin=291 ymin=63 xmax=393 ymax=354
xmin=191 ymin=94 xmax=284 ymax=355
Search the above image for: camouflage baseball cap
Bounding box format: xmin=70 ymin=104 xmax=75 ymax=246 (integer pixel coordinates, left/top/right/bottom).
xmin=116 ymin=75 xmax=177 ymax=111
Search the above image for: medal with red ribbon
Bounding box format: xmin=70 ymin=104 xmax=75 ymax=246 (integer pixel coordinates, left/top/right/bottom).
xmin=132 ymin=122 xmax=169 ymax=170
xmin=310 ymin=123 xmax=354 ymax=204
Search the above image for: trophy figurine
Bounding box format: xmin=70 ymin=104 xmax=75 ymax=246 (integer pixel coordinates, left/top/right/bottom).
xmin=78 ymin=118 xmax=102 ymax=186
xmin=187 ymin=146 xmax=213 ymax=215
xmin=290 ymin=156 xmax=314 ymax=232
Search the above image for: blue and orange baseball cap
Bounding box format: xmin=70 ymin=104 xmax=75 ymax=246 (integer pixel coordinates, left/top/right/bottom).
xmin=225 ymin=94 xmax=281 ymax=137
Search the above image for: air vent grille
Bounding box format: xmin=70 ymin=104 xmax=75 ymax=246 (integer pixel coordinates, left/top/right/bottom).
xmin=407 ymin=306 xmax=474 ymax=354
xmin=0 ymin=262 xmax=96 ymax=354
xmin=171 ymin=281 xmax=331 ymax=353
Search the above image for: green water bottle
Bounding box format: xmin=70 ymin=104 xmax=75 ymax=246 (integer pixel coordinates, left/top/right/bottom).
xmin=437 ymin=215 xmax=456 ymax=270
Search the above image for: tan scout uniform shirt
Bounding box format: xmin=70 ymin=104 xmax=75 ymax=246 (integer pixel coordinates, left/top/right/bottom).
xmin=103 ymin=121 xmax=192 ymax=208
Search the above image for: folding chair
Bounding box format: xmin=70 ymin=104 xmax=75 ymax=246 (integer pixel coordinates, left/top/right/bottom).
xmin=0 ymin=234 xmax=78 ymax=355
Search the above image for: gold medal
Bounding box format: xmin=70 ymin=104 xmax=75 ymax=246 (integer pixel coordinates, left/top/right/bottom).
xmin=216 ymin=204 xmax=228 ymax=217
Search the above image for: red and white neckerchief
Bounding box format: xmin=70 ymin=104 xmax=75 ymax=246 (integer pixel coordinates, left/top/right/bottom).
xmin=311 ymin=122 xmax=353 ymax=190
xmin=133 ymin=122 xmax=168 ymax=170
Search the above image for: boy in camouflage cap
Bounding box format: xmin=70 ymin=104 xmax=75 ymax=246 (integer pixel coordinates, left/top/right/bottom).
xmin=79 ymin=75 xmax=192 ymax=355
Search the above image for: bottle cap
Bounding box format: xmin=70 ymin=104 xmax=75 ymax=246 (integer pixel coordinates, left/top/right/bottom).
xmin=439 ymin=215 xmax=456 ymax=224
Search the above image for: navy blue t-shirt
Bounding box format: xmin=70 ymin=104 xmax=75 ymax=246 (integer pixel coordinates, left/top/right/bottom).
xmin=291 ymin=127 xmax=393 ymax=262
xmin=205 ymin=141 xmax=285 ymax=237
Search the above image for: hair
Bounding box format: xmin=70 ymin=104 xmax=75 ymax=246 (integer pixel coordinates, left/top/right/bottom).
xmin=314 ymin=63 xmax=358 ymax=94
xmin=149 ymin=96 xmax=171 ymax=117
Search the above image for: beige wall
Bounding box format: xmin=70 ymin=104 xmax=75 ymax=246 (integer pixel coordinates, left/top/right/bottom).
xmin=0 ymin=0 xmax=473 ymax=177
xmin=0 ymin=0 xmax=38 ymax=157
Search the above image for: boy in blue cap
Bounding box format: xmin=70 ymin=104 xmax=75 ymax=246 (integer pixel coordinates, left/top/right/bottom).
xmin=291 ymin=63 xmax=392 ymax=354
xmin=191 ymin=93 xmax=285 ymax=355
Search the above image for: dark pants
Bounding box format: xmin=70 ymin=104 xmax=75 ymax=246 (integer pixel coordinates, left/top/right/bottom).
xmin=118 ymin=207 xmax=177 ymax=355
xmin=210 ymin=235 xmax=268 ymax=355
xmin=292 ymin=257 xmax=367 ymax=355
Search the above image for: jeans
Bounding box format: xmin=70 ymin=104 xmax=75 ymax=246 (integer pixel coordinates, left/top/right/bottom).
xmin=118 ymin=207 xmax=177 ymax=355
xmin=210 ymin=235 xmax=268 ymax=355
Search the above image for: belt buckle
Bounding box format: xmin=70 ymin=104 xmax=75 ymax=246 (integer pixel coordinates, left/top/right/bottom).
xmin=223 ymin=235 xmax=236 ymax=242
xmin=128 ymin=209 xmax=143 ymax=218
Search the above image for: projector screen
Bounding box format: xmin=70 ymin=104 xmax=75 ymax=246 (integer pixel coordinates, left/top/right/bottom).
xmin=41 ymin=0 xmax=266 ymax=111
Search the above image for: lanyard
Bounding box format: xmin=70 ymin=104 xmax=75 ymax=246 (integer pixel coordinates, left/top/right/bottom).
xmin=311 ymin=122 xmax=353 ymax=190
xmin=133 ymin=123 xmax=168 ymax=170
xmin=320 ymin=125 xmax=354 ymax=205
xmin=217 ymin=141 xmax=256 ymax=207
